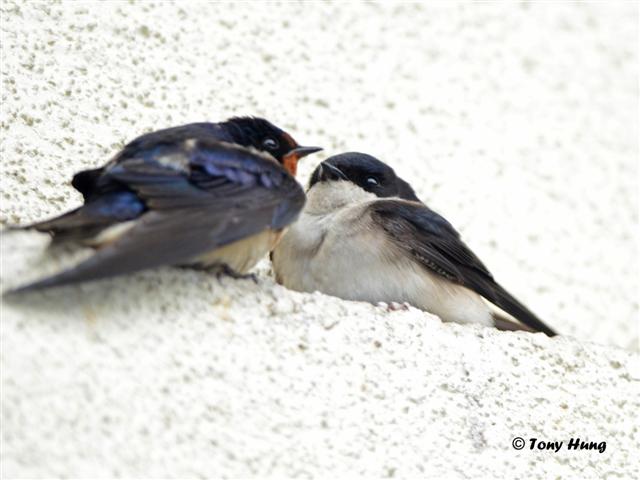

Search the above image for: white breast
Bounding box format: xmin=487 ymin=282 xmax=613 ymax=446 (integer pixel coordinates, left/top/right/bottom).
xmin=272 ymin=182 xmax=493 ymax=327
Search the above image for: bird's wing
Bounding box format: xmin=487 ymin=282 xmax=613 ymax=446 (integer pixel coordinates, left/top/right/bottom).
xmin=12 ymin=141 xmax=305 ymax=293
xmin=71 ymin=122 xmax=231 ymax=199
xmin=369 ymin=199 xmax=556 ymax=336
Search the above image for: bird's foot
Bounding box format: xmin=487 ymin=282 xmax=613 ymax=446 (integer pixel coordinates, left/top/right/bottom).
xmin=180 ymin=263 xmax=258 ymax=284
xmin=215 ymin=264 xmax=259 ymax=284
xmin=377 ymin=301 xmax=411 ymax=312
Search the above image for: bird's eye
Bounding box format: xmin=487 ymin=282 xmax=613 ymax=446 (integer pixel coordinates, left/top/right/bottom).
xmin=366 ymin=176 xmax=379 ymax=186
xmin=262 ymin=137 xmax=279 ymax=150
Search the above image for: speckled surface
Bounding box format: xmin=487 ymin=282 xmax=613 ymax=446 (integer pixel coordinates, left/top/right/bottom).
xmin=1 ymin=1 xmax=638 ymax=478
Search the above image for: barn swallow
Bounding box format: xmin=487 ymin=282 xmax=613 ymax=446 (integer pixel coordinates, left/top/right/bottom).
xmin=8 ymin=117 xmax=321 ymax=293
xmin=271 ymin=152 xmax=557 ymax=336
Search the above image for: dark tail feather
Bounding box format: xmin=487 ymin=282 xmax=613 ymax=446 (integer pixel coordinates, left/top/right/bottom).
xmin=7 ymin=269 xmax=84 ymax=295
xmin=9 ymin=192 xmax=145 ymax=241
xmin=487 ymin=282 xmax=557 ymax=336
xmin=6 ymin=207 xmax=223 ymax=295
xmin=15 ymin=208 xmax=84 ymax=233
xmin=7 ymin=250 xmax=130 ymax=295
xmin=7 ymin=208 xmax=108 ymax=246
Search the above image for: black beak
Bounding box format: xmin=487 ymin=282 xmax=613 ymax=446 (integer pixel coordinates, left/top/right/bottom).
xmin=291 ymin=145 xmax=323 ymax=159
xmin=309 ymin=161 xmax=349 ymax=189
xmin=282 ymin=146 xmax=323 ymax=175
xmin=318 ymin=161 xmax=348 ymax=181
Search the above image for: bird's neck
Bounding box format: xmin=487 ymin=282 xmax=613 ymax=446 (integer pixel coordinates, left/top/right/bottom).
xmin=304 ymin=182 xmax=377 ymax=216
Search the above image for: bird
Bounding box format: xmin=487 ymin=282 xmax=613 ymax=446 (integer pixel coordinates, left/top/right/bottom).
xmin=8 ymin=116 xmax=321 ymax=293
xmin=271 ymin=152 xmax=557 ymax=336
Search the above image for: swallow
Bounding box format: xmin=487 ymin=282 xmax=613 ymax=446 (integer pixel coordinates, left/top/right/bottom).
xmin=8 ymin=117 xmax=321 ymax=293
xmin=271 ymin=152 xmax=557 ymax=336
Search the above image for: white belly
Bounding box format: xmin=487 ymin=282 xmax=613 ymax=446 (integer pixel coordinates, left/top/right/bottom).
xmin=272 ymin=210 xmax=493 ymax=327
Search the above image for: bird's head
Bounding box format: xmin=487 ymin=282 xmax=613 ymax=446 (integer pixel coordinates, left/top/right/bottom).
xmin=223 ymin=117 xmax=321 ymax=176
xmin=309 ymin=152 xmax=420 ymax=201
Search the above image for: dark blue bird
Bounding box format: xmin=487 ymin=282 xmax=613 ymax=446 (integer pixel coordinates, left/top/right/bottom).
xmin=10 ymin=117 xmax=321 ymax=293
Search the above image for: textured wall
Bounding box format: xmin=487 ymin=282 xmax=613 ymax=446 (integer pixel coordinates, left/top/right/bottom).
xmin=1 ymin=1 xmax=638 ymax=478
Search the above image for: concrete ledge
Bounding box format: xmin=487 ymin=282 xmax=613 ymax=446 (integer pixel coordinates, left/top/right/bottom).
xmin=0 ymin=240 xmax=637 ymax=477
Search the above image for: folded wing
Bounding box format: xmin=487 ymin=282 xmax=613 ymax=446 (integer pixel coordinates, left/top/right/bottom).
xmin=12 ymin=141 xmax=305 ymax=293
xmin=369 ymin=200 xmax=556 ymax=336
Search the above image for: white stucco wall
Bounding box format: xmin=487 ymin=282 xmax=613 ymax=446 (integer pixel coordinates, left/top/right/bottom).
xmin=1 ymin=1 xmax=638 ymax=478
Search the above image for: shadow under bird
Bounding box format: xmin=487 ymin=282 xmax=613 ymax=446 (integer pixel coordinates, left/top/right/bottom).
xmin=271 ymin=152 xmax=557 ymax=336
xmin=9 ymin=117 xmax=321 ymax=293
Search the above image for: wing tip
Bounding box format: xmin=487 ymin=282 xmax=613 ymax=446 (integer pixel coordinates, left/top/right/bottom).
xmin=491 ymin=283 xmax=559 ymax=337
xmin=4 ymin=276 xmax=63 ymax=296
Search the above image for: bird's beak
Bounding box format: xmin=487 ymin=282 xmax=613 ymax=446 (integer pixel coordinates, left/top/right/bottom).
xmin=318 ymin=161 xmax=348 ymax=181
xmin=283 ymin=146 xmax=323 ymax=176
xmin=292 ymin=146 xmax=323 ymax=158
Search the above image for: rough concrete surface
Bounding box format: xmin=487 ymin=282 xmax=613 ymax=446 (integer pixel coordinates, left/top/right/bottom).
xmin=0 ymin=1 xmax=638 ymax=478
